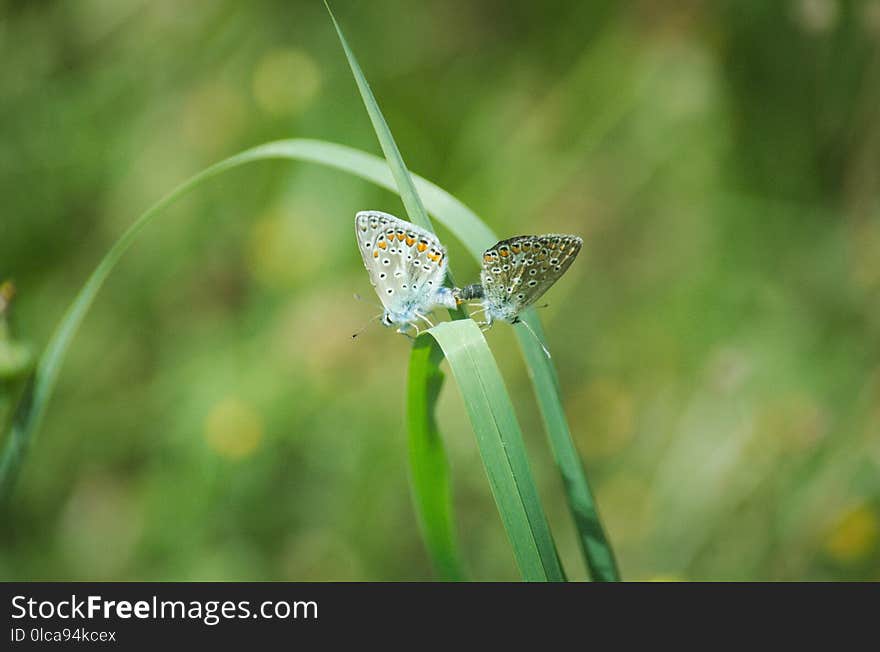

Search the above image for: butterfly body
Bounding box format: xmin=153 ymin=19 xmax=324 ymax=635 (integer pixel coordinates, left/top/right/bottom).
xmin=355 ymin=210 xmax=456 ymax=334
xmin=459 ymin=234 xmax=583 ymax=326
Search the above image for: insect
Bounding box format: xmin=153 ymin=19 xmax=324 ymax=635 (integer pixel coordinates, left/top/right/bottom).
xmin=456 ymin=234 xmax=583 ymax=328
xmin=354 ymin=210 xmax=457 ymax=336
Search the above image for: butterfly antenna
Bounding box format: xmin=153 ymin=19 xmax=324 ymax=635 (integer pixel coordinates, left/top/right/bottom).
xmin=519 ymin=319 xmax=551 ymax=359
xmin=352 ymin=313 xmax=382 ymax=340
xmin=353 ymin=292 xmax=383 ymax=310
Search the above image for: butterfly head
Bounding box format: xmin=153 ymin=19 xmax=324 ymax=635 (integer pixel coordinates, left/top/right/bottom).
xmin=379 ymin=286 xmax=456 ymax=331
xmin=379 ymin=307 xmax=421 ymax=330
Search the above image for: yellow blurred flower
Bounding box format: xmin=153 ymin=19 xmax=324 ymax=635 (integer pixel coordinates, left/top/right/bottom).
xmin=825 ymin=504 xmax=879 ymax=563
xmin=252 ymin=48 xmax=321 ymax=116
xmin=205 ymin=397 xmax=264 ymax=460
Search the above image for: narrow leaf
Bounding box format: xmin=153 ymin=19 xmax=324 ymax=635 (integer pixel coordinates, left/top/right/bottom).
xmin=407 ymin=338 xmax=465 ymax=580
xmin=324 ymin=1 xmax=432 ymax=232
xmin=425 ymin=320 xmax=565 ymax=581
xmin=516 ymin=313 xmax=620 ymax=580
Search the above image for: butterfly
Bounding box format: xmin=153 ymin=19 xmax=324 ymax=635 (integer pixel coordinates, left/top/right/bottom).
xmin=456 ymin=234 xmax=583 ymax=327
xmin=355 ymin=210 xmax=457 ymax=335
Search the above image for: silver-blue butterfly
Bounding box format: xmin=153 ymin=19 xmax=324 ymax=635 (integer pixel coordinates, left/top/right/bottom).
xmin=456 ymin=234 xmax=583 ymax=326
xmin=355 ymin=211 xmax=456 ymax=335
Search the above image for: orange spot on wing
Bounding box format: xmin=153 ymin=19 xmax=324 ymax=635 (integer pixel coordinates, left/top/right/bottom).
xmin=406 ymin=236 xmax=415 ymax=246
xmin=417 ymin=243 xmax=427 ymax=252
xmin=511 ymin=244 xmax=521 ymax=254
xmin=397 ymin=233 xmax=406 ymax=241
xmin=377 ymin=240 xmax=387 ymax=249
xmin=499 ymin=249 xmax=509 ymax=257
xmin=484 ymin=254 xmax=494 ymax=263
xmin=373 ymin=250 xmax=379 ymax=258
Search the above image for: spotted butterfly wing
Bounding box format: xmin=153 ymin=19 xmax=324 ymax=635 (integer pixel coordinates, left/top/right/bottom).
xmin=479 ymin=234 xmax=582 ymax=323
xmin=355 ymin=211 xmax=454 ymax=329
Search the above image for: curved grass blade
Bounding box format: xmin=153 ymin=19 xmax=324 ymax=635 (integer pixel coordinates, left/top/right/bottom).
xmin=0 ymin=150 xmax=272 ymax=498
xmin=407 ymin=337 xmax=465 ymax=580
xmin=425 ymin=320 xmax=564 ymax=581
xmin=0 ymin=139 xmax=487 ymax=499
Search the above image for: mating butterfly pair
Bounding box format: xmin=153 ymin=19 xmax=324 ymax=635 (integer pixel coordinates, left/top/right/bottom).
xmin=355 ymin=210 xmax=582 ymax=336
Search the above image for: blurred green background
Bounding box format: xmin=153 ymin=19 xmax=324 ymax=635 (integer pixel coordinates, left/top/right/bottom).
xmin=2 ymin=0 xmax=880 ymax=581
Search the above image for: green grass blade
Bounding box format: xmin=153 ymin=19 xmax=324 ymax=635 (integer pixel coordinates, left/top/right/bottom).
xmin=425 ymin=320 xmax=565 ymax=581
xmin=324 ymin=1 xmax=432 ymax=232
xmin=407 ymin=338 xmax=465 ymax=580
xmin=516 ymin=312 xmax=620 ymax=581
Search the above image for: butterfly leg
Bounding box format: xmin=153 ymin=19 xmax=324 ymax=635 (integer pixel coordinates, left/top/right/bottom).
xmin=468 ymin=305 xmax=488 ymax=324
xmin=397 ymin=324 xmax=418 ymax=340
xmin=414 ymin=312 xmax=435 ymax=329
